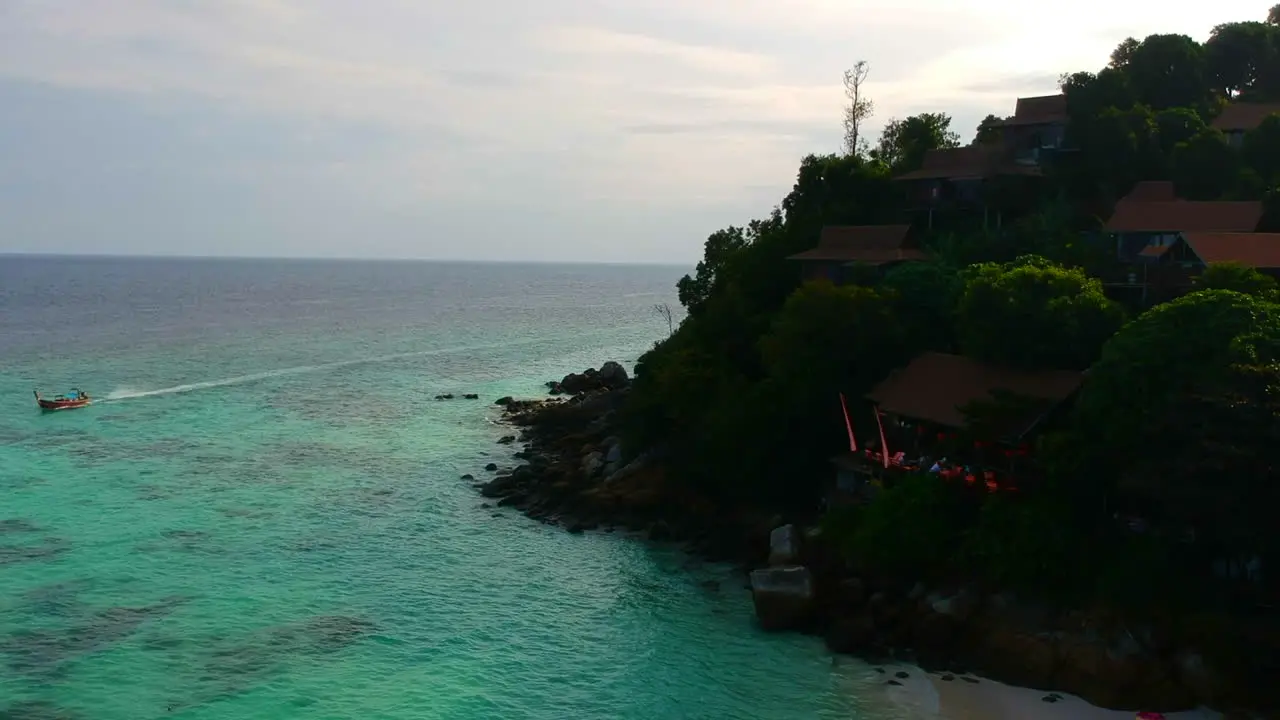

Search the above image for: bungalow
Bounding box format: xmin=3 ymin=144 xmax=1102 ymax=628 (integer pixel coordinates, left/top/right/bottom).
xmin=1142 ymin=232 xmax=1280 ymax=278
xmin=866 ymin=352 xmax=1082 ymax=451
xmin=1102 ymin=181 xmax=1265 ymax=301
xmin=786 ymin=225 xmax=926 ymax=284
xmin=1210 ymin=102 xmax=1280 ymax=148
xmin=830 ymin=352 xmax=1081 ymax=499
xmin=1104 ymin=181 xmax=1263 ymax=261
xmin=997 ymin=94 xmax=1068 ymax=166
xmin=893 ymin=146 xmax=1043 ymax=229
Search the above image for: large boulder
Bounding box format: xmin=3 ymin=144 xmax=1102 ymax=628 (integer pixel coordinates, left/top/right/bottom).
xmin=750 ymin=566 xmax=814 ymax=632
xmin=559 ymin=372 xmax=595 ymax=395
xmin=597 ymin=361 xmax=629 ymax=389
xmin=768 ymin=524 xmax=799 ymax=567
xmin=581 ymin=451 xmax=605 ymax=478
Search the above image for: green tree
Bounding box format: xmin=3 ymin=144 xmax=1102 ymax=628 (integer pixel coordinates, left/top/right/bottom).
xmin=1118 ymin=336 xmax=1280 ymax=568
xmin=881 ymin=260 xmax=963 ymax=350
xmin=1077 ymin=105 xmax=1161 ymax=201
xmin=1071 ymin=290 xmax=1280 ymax=496
xmin=677 ymin=226 xmax=748 ymax=313
xmin=872 ymin=113 xmax=961 ymax=173
xmin=1242 ymin=114 xmax=1280 ymax=186
xmin=1109 ymin=37 xmax=1141 ymax=69
xmin=740 ymin=281 xmax=912 ymax=504
xmin=972 ymin=114 xmax=1003 ymax=145
xmin=955 ymin=256 xmax=1125 ymax=370
xmin=1125 ymin=34 xmax=1210 ymax=111
xmin=1205 ymin=21 xmax=1280 ymax=98
xmin=1061 ymin=68 xmax=1133 ymax=120
xmin=1172 ymin=128 xmax=1240 ymax=200
xmin=1155 ymin=107 xmax=1207 ymax=156
xmin=844 ymin=473 xmax=976 ymax=578
xmin=1196 ymin=262 xmax=1279 ymax=297
xmin=961 ymin=494 xmax=1086 ymax=596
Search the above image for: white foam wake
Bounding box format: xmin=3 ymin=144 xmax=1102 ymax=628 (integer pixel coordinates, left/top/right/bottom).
xmin=99 ymin=339 xmax=543 ymax=402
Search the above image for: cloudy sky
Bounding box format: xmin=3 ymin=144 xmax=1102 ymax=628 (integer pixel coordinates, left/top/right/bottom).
xmin=0 ymin=1 xmax=1269 ymax=263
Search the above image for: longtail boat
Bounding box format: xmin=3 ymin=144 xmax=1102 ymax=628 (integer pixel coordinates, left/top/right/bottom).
xmin=34 ymin=389 xmax=92 ymax=411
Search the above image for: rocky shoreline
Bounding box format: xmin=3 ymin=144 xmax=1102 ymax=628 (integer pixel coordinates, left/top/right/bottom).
xmin=467 ymin=363 xmax=1272 ymax=719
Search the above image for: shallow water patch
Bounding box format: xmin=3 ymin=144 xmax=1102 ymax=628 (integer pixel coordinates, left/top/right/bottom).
xmin=135 ymin=530 xmax=220 ymax=555
xmin=161 ymin=614 xmax=379 ymax=710
xmin=0 ymin=699 xmax=83 ymax=720
xmin=0 ymin=537 xmax=69 ymax=567
xmin=1 ymin=596 xmax=188 ymax=678
xmin=15 ymin=579 xmax=95 ymax=619
xmin=0 ymin=519 xmax=42 ymax=534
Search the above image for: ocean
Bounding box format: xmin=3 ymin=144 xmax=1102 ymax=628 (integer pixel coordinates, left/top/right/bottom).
xmin=0 ymin=256 xmax=909 ymax=719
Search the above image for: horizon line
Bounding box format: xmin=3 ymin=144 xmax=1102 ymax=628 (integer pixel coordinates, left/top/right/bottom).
xmin=0 ymin=251 xmax=693 ymax=269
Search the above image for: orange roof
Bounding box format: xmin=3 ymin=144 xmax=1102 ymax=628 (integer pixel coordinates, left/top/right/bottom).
xmin=1182 ymin=233 xmax=1280 ymax=269
xmin=866 ymin=352 xmax=1083 ymax=432
xmin=1211 ymin=103 xmax=1280 ymax=132
xmin=1123 ymin=181 xmax=1177 ymax=202
xmin=1001 ymin=94 xmax=1067 ymax=127
xmin=893 ymin=146 xmax=1043 ymax=181
xmin=1104 ymin=200 xmax=1262 ymax=233
xmin=787 ymin=225 xmax=925 ymax=265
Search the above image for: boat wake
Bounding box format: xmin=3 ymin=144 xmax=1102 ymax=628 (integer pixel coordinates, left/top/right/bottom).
xmin=99 ymin=340 xmax=542 ymax=403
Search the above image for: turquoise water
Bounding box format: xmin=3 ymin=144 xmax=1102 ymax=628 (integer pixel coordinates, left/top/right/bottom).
xmin=0 ymin=257 xmax=905 ymax=719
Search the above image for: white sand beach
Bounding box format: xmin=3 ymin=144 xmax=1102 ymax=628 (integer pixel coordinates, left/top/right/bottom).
xmin=850 ymin=662 xmax=1223 ymax=720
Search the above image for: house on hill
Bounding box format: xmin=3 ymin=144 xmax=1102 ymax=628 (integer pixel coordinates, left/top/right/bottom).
xmin=1211 ymin=102 xmax=1280 ymax=147
xmin=865 ymin=352 xmax=1082 ymax=450
xmin=893 ymin=146 xmax=1043 ymax=229
xmin=997 ymin=94 xmax=1069 ymax=166
xmin=829 ymin=352 xmax=1082 ymax=501
xmin=1101 ymin=181 xmax=1266 ymax=301
xmin=1143 ymin=232 xmax=1280 ymax=278
xmin=786 ymin=225 xmax=926 ymax=284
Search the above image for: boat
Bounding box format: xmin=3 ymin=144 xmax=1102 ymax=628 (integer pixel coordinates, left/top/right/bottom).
xmin=34 ymin=389 xmax=92 ymax=411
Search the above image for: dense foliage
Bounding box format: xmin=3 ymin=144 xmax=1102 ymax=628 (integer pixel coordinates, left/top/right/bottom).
xmin=625 ymin=6 xmax=1280 ymax=608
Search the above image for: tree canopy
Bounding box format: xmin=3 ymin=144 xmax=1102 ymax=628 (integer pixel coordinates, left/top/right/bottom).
xmin=872 ymin=113 xmax=960 ymax=173
xmin=955 ymin=256 xmax=1125 ymax=370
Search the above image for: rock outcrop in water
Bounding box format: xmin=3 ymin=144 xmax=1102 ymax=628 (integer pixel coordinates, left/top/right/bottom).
xmin=475 ymin=363 xmax=773 ymax=563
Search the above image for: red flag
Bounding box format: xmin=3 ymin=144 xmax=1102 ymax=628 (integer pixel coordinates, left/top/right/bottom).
xmin=874 ymin=406 xmax=890 ymax=469
xmin=838 ymin=392 xmax=858 ymax=452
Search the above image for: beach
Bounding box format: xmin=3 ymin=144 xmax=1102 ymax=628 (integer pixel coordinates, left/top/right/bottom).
xmin=864 ymin=662 xmax=1223 ymax=720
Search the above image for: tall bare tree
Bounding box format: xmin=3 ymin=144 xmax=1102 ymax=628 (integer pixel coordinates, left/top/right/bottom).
xmin=653 ymin=303 xmax=674 ymax=336
xmin=842 ymin=62 xmax=875 ymax=157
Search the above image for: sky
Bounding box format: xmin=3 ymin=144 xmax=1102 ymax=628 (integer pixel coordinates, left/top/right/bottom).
xmin=0 ymin=1 xmax=1272 ymax=263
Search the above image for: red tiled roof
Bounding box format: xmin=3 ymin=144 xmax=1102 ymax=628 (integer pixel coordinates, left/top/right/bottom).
xmin=1123 ymin=181 xmax=1177 ymax=202
xmin=893 ymin=146 xmax=1043 ymax=181
xmin=1104 ymin=200 xmax=1263 ymax=233
xmin=1001 ymin=94 xmax=1067 ymax=127
xmin=1181 ymin=233 xmax=1280 ymax=269
xmin=1211 ymin=103 xmax=1280 ymax=132
xmin=865 ymin=352 xmax=1083 ymax=431
xmin=787 ymin=225 xmax=923 ymax=264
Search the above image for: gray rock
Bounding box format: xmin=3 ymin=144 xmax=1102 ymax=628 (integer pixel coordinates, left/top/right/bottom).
xmin=598 ymin=360 xmax=629 ymax=388
xmin=768 ymin=524 xmax=798 ymax=567
xmin=581 ymin=451 xmax=605 ymax=477
xmin=750 ymin=566 xmax=814 ymax=632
